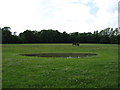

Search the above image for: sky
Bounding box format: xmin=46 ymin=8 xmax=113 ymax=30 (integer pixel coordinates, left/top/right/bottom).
xmin=119 ymin=1 xmax=120 ymax=31
xmin=0 ymin=0 xmax=118 ymax=35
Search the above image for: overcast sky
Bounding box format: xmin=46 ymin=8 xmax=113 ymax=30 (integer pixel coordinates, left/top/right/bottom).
xmin=0 ymin=0 xmax=118 ymax=34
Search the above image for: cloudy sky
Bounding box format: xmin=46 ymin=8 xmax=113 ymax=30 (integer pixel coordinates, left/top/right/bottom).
xmin=0 ymin=0 xmax=118 ymax=34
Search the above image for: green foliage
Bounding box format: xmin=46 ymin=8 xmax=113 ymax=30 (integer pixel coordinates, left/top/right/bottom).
xmin=2 ymin=44 xmax=118 ymax=88
xmin=1 ymin=27 xmax=120 ymax=44
xmin=19 ymin=30 xmax=38 ymax=43
xmin=2 ymin=27 xmax=22 ymax=44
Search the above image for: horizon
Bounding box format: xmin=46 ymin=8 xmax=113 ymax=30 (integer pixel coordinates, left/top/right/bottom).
xmin=1 ymin=26 xmax=119 ymax=36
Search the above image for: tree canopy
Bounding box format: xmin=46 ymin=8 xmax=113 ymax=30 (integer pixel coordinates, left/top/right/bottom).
xmin=1 ymin=27 xmax=120 ymax=44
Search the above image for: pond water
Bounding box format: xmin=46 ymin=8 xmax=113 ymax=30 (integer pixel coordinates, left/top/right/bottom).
xmin=20 ymin=53 xmax=97 ymax=58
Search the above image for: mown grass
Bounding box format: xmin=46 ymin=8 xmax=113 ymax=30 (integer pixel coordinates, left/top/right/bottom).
xmin=2 ymin=44 xmax=118 ymax=88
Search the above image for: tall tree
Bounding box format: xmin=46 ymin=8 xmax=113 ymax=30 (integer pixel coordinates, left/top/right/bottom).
xmin=2 ymin=27 xmax=12 ymax=43
xmin=19 ymin=30 xmax=38 ymax=43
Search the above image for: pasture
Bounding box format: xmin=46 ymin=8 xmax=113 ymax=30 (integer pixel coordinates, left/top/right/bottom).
xmin=2 ymin=44 xmax=118 ymax=88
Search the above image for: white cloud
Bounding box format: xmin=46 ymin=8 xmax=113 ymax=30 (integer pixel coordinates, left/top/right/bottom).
xmin=91 ymin=0 xmax=118 ymax=31
xmin=0 ymin=0 xmax=118 ymax=34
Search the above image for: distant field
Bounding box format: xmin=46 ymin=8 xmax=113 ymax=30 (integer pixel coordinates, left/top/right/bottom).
xmin=2 ymin=44 xmax=118 ymax=88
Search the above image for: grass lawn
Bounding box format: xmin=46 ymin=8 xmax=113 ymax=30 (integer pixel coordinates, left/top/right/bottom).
xmin=2 ymin=44 xmax=118 ymax=88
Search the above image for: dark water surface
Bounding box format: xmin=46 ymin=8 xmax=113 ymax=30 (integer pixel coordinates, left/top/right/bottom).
xmin=20 ymin=53 xmax=97 ymax=58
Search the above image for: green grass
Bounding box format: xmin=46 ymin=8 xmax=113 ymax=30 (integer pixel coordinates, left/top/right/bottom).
xmin=2 ymin=44 xmax=118 ymax=88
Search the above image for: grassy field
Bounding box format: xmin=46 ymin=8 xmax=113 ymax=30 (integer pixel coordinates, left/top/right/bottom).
xmin=2 ymin=44 xmax=118 ymax=88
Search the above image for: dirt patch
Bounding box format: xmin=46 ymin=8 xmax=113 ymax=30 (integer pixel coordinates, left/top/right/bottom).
xmin=20 ymin=53 xmax=97 ymax=58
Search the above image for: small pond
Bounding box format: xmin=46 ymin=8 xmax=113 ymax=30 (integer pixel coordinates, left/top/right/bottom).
xmin=20 ymin=53 xmax=97 ymax=58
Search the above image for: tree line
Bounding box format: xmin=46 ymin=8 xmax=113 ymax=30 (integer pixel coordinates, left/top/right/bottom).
xmin=1 ymin=27 xmax=120 ymax=44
